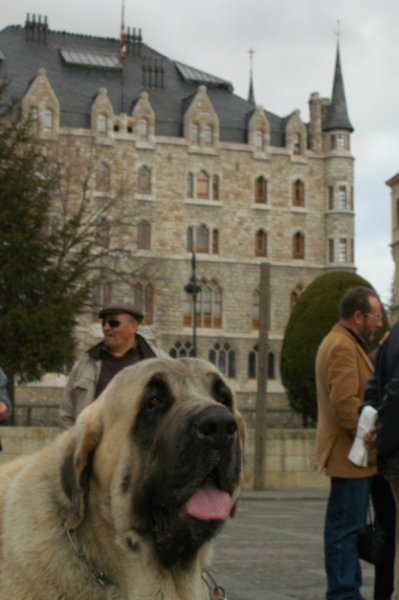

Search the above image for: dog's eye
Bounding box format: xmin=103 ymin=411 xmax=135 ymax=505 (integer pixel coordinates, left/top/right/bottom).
xmin=146 ymin=397 xmax=161 ymax=411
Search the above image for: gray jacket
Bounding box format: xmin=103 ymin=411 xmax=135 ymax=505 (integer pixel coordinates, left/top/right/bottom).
xmin=59 ymin=334 xmax=168 ymax=429
xmin=0 ymin=368 xmax=12 ymax=422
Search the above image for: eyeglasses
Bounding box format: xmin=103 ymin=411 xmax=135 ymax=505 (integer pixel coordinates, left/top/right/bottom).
xmin=101 ymin=318 xmax=121 ymax=328
xmin=363 ymin=312 xmax=383 ymax=322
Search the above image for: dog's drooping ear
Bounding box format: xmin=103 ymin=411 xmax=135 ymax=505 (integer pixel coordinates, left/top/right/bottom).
xmin=60 ymin=410 xmax=103 ymax=529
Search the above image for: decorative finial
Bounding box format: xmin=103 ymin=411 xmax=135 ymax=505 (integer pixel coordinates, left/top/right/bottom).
xmin=248 ymin=47 xmax=255 ymax=77
xmin=335 ymin=20 xmax=341 ymax=41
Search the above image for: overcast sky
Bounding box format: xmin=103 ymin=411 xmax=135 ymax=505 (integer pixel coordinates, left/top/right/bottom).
xmin=1 ymin=0 xmax=397 ymax=305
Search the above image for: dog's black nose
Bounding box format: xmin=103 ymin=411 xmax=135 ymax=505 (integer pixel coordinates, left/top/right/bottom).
xmin=194 ymin=409 xmax=237 ymax=446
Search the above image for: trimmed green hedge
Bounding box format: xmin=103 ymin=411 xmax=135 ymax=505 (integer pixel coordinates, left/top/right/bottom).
xmin=280 ymin=271 xmax=389 ymax=426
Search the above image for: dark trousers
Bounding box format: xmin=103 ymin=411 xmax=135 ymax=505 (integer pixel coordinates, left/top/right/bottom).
xmin=370 ymin=475 xmax=396 ymax=600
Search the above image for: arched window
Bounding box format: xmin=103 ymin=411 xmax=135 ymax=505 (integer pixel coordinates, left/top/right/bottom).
xmin=138 ymin=166 xmax=151 ymax=194
xmin=197 ymin=171 xmax=209 ymax=199
xmin=96 ymin=217 xmax=110 ymax=247
xmin=134 ymin=282 xmax=153 ymax=324
xmin=169 ymin=341 xmax=195 ymax=358
xmin=186 ymin=227 xmax=194 ymax=252
xmin=139 ymin=118 xmax=148 ymax=139
xmin=212 ymin=229 xmax=219 ymax=254
xmin=187 ymin=173 xmax=194 ymax=198
xmin=196 ymin=225 xmax=209 ymax=253
xmin=191 ymin=124 xmax=199 ymax=145
xmin=183 ymin=281 xmax=222 ymax=328
xmin=91 ymin=280 xmax=112 ymax=319
xmin=255 ymin=229 xmax=267 ymax=257
xmin=290 ymin=284 xmax=303 ymax=310
xmin=44 ymin=109 xmax=53 ymax=133
xmin=293 ymin=180 xmax=304 ymax=207
xmin=255 ymin=176 xmax=267 ymax=204
xmin=209 ymin=343 xmax=235 ymax=378
xmin=252 ymin=289 xmax=260 ymax=329
xmin=292 ymin=232 xmax=304 ymax=259
xmin=293 ymin=133 xmax=301 ymax=155
xmin=96 ymin=162 xmax=110 ymax=191
xmin=212 ymin=175 xmax=219 ymax=200
xmin=137 ymin=220 xmax=151 ymax=250
xmin=98 ymin=115 xmax=107 ymax=136
xmin=204 ymin=125 xmax=213 ymax=147
xmin=248 ymin=345 xmax=275 ymax=379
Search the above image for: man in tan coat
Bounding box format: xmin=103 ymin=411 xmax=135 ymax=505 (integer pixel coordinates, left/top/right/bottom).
xmin=316 ymin=287 xmax=382 ymax=600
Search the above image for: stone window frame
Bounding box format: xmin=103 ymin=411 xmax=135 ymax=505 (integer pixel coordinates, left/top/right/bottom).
xmin=248 ymin=344 xmax=275 ymax=380
xmin=183 ymin=280 xmax=222 ymax=329
xmin=96 ymin=217 xmax=110 ymax=248
xmin=292 ymin=232 xmax=305 ymax=260
xmin=134 ymin=281 xmax=154 ymax=324
xmin=292 ymin=179 xmax=305 ymax=208
xmin=169 ymin=340 xmax=195 ymax=358
xmin=292 ymin=133 xmax=301 ymax=156
xmin=255 ymin=229 xmax=267 ymax=257
xmin=338 ymin=238 xmax=348 ymax=263
xmin=96 ymin=162 xmax=111 ymax=191
xmin=255 ymin=176 xmax=267 ymax=204
xmin=209 ymin=342 xmax=236 ymax=378
xmin=290 ymin=284 xmax=303 ymax=311
xmin=138 ymin=166 xmax=151 ymax=195
xmin=338 ymin=186 xmax=347 ymax=210
xmin=137 ymin=220 xmax=151 ymax=250
xmin=186 ymin=225 xmax=219 ymax=254
xmin=91 ymin=280 xmax=112 ymax=321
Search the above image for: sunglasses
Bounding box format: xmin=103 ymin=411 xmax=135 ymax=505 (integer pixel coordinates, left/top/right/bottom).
xmin=101 ymin=318 xmax=121 ymax=328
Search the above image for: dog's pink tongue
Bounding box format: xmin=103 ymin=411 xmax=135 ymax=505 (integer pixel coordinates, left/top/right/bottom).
xmin=184 ymin=484 xmax=232 ymax=520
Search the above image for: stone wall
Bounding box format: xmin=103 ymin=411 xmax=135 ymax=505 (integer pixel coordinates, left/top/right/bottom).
xmin=0 ymin=426 xmax=329 ymax=491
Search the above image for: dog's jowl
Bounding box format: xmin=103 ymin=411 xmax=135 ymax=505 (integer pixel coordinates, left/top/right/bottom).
xmin=0 ymin=358 xmax=246 ymax=600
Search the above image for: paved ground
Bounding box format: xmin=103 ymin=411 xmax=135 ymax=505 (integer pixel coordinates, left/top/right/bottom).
xmin=209 ymin=491 xmax=374 ymax=600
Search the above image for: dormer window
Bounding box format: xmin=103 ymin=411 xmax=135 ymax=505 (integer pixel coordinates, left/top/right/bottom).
xmin=255 ymin=131 xmax=263 ymax=150
xmin=191 ymin=124 xmax=199 ymax=146
xmin=139 ymin=118 xmax=148 ymax=139
xmin=293 ymin=133 xmax=301 ymax=155
xmin=44 ymin=109 xmax=53 ymax=133
xmin=204 ymin=125 xmax=212 ymax=147
xmin=29 ymin=108 xmax=38 ymax=133
xmin=98 ymin=115 xmax=107 ymax=136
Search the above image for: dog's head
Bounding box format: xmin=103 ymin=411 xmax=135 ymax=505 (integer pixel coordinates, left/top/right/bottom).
xmin=61 ymin=358 xmax=246 ymax=568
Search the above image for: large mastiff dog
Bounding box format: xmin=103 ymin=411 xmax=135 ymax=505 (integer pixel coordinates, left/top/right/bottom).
xmin=0 ymin=358 xmax=245 ymax=600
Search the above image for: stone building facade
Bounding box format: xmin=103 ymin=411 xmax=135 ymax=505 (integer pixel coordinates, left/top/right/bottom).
xmin=0 ymin=16 xmax=356 ymax=414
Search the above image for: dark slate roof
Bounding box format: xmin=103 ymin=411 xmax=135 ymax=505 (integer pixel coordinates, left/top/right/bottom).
xmin=323 ymin=43 xmax=354 ymax=133
xmin=0 ymin=21 xmax=298 ymax=145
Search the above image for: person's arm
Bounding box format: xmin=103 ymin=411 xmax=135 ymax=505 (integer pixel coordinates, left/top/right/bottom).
xmin=326 ymin=343 xmax=364 ymax=436
xmin=59 ymin=362 xmax=80 ymax=430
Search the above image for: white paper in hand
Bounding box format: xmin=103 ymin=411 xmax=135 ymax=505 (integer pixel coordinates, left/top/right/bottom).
xmin=348 ymin=406 xmax=378 ymax=467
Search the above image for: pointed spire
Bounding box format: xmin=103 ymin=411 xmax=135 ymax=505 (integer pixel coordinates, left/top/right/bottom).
xmin=248 ymin=47 xmax=256 ymax=105
xmin=324 ymin=42 xmax=353 ymax=132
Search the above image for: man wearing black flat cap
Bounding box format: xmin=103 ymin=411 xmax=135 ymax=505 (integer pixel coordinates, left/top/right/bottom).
xmin=59 ymin=303 xmax=168 ymax=429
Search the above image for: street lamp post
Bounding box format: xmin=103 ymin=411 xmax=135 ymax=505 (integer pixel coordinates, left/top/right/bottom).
xmin=184 ymin=251 xmax=201 ymax=357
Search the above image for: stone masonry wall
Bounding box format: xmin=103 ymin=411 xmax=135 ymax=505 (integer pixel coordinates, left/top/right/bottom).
xmin=0 ymin=426 xmax=329 ymax=491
